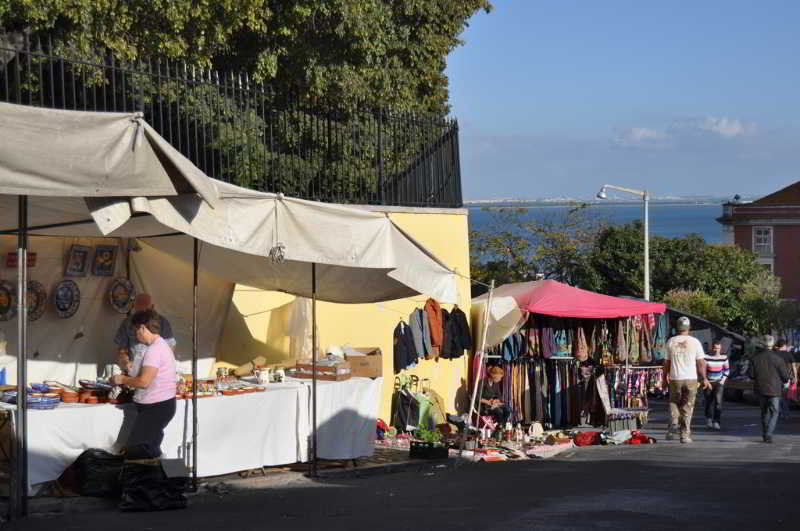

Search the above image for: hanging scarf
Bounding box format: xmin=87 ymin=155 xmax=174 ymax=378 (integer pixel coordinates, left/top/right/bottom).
xmin=573 ymin=323 xmax=589 ymax=361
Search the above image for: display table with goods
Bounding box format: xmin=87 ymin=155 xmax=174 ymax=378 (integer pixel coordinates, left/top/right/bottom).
xmin=0 ymin=370 xmax=383 ymax=493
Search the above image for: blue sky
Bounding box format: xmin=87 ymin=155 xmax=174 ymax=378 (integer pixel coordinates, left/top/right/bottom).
xmin=446 ymin=1 xmax=800 ymax=200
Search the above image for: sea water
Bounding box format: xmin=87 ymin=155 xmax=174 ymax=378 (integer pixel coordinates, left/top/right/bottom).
xmin=467 ymin=202 xmax=723 ymax=243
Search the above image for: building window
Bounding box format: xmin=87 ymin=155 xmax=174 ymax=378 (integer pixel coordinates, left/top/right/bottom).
xmin=753 ymin=226 xmax=773 ymax=256
xmin=757 ymin=258 xmax=774 ymax=273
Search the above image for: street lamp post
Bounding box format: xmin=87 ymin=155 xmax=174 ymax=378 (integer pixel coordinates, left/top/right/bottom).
xmin=596 ymin=184 xmax=650 ymax=301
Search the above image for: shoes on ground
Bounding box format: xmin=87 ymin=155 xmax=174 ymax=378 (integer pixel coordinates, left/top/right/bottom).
xmin=712 ymin=422 xmax=721 ymax=431
xmin=706 ymin=418 xmax=713 ymax=428
xmin=764 ymin=435 xmax=774 ymax=444
xmin=680 ymin=435 xmax=692 ymax=444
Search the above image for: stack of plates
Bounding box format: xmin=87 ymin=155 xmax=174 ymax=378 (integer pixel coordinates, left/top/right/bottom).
xmin=1 ymin=390 xmax=60 ymax=409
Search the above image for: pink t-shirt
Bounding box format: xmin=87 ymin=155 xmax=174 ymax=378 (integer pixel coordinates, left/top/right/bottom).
xmin=135 ymin=336 xmax=177 ymax=404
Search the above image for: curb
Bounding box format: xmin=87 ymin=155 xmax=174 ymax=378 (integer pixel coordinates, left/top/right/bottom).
xmin=316 ymin=457 xmax=461 ymax=480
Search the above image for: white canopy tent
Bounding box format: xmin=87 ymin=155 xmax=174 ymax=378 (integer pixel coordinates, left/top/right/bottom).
xmin=0 ymin=102 xmax=458 ymax=517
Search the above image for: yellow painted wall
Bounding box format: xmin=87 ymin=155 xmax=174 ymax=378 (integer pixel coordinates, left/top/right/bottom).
xmin=215 ymin=209 xmax=472 ymax=421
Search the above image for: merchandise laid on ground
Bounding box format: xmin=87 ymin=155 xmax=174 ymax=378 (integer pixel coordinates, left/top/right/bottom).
xmin=384 ymin=280 xmax=669 ymax=464
xmin=0 ymin=102 xmax=460 ymax=508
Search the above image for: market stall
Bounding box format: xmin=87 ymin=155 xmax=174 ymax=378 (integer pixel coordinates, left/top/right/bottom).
xmin=0 ymin=102 xmax=457 ymax=508
xmin=2 ymin=375 xmax=382 ymax=491
xmin=470 ymin=280 xmax=667 ymax=432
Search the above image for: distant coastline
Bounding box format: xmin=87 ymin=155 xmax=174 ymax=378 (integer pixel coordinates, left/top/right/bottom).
xmin=463 ymin=195 xmax=756 ymax=207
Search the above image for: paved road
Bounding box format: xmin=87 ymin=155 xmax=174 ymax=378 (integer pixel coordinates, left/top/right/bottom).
xmin=6 ymin=398 xmax=799 ymax=530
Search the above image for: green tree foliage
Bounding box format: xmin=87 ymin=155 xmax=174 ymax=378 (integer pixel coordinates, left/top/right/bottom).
xmin=0 ymin=0 xmax=492 ymax=114
xmin=1 ymin=1 xmax=491 ymax=193
xmin=469 ymin=204 xmax=607 ymax=294
xmin=662 ymin=289 xmax=724 ymax=325
xmin=471 ymin=213 xmax=783 ymax=334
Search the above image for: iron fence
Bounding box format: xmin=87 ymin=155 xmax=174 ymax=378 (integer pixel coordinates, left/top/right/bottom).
xmin=0 ymin=36 xmax=462 ymax=208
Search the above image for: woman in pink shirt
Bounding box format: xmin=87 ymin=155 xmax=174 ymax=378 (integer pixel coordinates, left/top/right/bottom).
xmin=112 ymin=309 xmax=177 ymax=458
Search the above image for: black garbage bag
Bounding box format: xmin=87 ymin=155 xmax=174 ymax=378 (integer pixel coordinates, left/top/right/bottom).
xmin=61 ymin=448 xmax=124 ymax=497
xmin=118 ymin=462 xmax=188 ymax=512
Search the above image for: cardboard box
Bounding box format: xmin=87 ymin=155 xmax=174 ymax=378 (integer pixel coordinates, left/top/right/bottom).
xmin=345 ymin=347 xmax=383 ymax=379
xmin=293 ymin=361 xmax=352 ymax=381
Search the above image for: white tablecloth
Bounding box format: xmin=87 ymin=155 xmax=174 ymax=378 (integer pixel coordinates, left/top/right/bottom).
xmin=296 ymin=377 xmax=383 ymax=461
xmin=3 ymin=376 xmax=382 ymax=492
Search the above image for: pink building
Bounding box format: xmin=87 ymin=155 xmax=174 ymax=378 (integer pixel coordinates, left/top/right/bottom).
xmin=717 ymin=181 xmax=800 ymax=299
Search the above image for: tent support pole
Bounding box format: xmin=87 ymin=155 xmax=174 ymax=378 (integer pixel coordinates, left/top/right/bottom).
xmin=468 ymin=280 xmax=495 ymax=429
xmin=10 ymin=195 xmax=29 ymax=519
xmin=311 ymin=263 xmax=318 ymax=477
xmin=191 ymin=238 xmax=198 ymax=491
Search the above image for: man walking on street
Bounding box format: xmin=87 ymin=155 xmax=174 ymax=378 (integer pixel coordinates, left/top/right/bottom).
xmin=664 ymin=317 xmax=711 ymax=443
xmin=704 ymin=338 xmax=729 ymax=430
xmin=773 ymin=339 xmax=795 ymax=420
xmin=749 ymin=335 xmax=791 ymax=443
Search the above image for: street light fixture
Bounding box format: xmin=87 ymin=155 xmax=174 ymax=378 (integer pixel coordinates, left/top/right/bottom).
xmin=596 ymin=184 xmax=651 ymax=301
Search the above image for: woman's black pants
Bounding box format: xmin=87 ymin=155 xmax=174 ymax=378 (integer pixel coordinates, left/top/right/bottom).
xmin=126 ymin=398 xmax=176 ymax=459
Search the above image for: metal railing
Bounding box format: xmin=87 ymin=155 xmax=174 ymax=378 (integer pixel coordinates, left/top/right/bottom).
xmin=0 ymin=36 xmax=463 ymax=208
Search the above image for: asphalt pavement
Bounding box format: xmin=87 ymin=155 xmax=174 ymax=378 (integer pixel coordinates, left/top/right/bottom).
xmin=4 ymin=397 xmax=799 ymax=531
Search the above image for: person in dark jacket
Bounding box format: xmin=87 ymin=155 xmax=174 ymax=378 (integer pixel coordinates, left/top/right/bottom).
xmin=774 ymin=339 xmax=795 ymax=420
xmin=748 ymin=335 xmax=791 ymax=443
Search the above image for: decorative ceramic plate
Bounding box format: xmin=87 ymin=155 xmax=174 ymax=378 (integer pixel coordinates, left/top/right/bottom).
xmin=53 ymin=279 xmax=81 ymax=319
xmin=109 ymin=278 xmax=135 ymax=314
xmin=0 ymin=280 xmax=17 ymax=321
xmin=26 ymin=280 xmax=47 ymax=321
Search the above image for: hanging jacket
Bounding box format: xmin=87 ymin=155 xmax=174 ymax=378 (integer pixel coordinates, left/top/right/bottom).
xmin=448 ymin=306 xmax=472 ymax=358
xmin=440 ymin=309 xmax=453 ymax=358
xmin=393 ymin=322 xmax=416 ymax=373
xmin=424 ymin=298 xmax=443 ymax=358
xmin=408 ymin=308 xmax=431 ymax=360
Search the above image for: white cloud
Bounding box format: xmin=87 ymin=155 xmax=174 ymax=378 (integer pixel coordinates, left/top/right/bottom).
xmin=696 ymin=116 xmax=757 ymax=138
xmin=614 ymin=127 xmax=670 ymax=147
xmin=616 ymin=116 xmax=758 ymax=148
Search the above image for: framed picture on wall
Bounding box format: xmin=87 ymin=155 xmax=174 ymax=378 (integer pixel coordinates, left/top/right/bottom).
xmin=64 ymin=244 xmax=91 ymax=277
xmin=92 ymin=245 xmax=118 ymax=277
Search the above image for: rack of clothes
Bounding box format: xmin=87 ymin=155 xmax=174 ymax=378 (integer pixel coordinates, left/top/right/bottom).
xmin=473 ymin=312 xmax=669 ymax=430
xmin=393 ymin=299 xmax=471 ymax=373
xmin=603 ymin=367 xmax=666 ymax=409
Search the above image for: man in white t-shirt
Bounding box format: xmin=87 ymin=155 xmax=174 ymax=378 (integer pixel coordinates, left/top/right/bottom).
xmin=664 ymin=316 xmax=711 ymax=443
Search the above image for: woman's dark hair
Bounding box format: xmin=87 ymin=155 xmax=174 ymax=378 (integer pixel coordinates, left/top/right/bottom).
xmin=131 ymin=309 xmax=161 ymax=334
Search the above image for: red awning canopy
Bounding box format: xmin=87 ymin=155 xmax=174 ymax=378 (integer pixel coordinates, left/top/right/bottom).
xmin=497 ymin=279 xmax=665 ymax=319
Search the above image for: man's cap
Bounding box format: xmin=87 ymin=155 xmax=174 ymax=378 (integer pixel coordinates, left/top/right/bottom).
xmin=676 ymin=316 xmax=691 ymax=331
xmin=775 ymin=338 xmax=788 ymax=349
xmin=712 ymin=337 xmax=723 ymax=345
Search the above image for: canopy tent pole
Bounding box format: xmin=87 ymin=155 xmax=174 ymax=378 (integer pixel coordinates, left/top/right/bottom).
xmin=468 ymin=280 xmax=495 ymax=428
xmin=191 ymin=238 xmax=199 ymax=491
xmin=10 ymin=196 xmax=29 ymax=519
xmin=310 ymin=263 xmax=318 ymax=477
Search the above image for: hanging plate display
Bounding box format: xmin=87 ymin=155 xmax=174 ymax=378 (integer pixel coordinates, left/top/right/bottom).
xmin=109 ymin=278 xmax=135 ymax=314
xmin=26 ymin=280 xmax=47 ymax=321
xmin=53 ymin=279 xmax=81 ymax=319
xmin=0 ymin=280 xmax=17 ymax=321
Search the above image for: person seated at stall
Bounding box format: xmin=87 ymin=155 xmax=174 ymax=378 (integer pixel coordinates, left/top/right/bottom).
xmin=479 ymin=366 xmax=511 ymax=427
xmin=112 ymin=310 xmax=177 ymax=459
xmin=114 ymin=293 xmax=176 ymax=376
